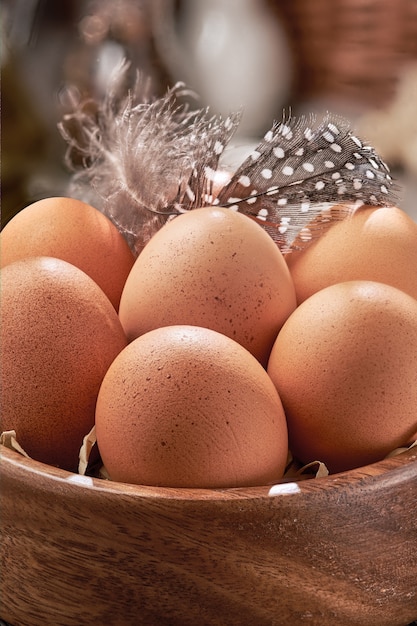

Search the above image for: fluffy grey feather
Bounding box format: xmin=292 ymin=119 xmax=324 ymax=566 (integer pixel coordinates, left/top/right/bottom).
xmin=59 ymin=61 xmax=241 ymax=255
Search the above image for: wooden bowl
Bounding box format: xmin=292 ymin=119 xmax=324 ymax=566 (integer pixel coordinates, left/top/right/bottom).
xmin=1 ymin=444 xmax=417 ymax=626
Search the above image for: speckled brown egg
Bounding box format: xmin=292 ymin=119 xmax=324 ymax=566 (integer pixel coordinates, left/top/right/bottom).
xmin=0 ymin=197 xmax=135 ymax=309
xmin=0 ymin=257 xmax=127 ymax=471
xmin=95 ymin=325 xmax=288 ymax=488
xmin=285 ymin=205 xmax=417 ymax=304
xmin=119 ymin=207 xmax=297 ymax=366
xmin=267 ymin=280 xmax=417 ymax=473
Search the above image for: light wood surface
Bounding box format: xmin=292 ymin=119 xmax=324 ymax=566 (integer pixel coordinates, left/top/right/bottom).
xmin=1 ymin=444 xmax=417 ymax=626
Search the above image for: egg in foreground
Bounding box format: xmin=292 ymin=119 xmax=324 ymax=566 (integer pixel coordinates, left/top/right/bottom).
xmin=0 ymin=196 xmax=135 ymax=310
xmin=0 ymin=257 xmax=127 ymax=471
xmin=267 ymin=280 xmax=417 ymax=473
xmin=119 ymin=207 xmax=297 ymax=366
xmin=96 ymin=325 xmax=288 ymax=488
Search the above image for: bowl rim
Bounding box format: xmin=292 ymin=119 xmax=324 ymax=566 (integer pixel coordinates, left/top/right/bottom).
xmin=2 ymin=442 xmax=416 ymax=502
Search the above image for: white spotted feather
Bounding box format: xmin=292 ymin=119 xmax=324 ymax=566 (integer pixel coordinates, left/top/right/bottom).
xmin=216 ymin=113 xmax=397 ymax=252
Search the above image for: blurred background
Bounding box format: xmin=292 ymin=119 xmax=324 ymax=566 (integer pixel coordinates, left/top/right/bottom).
xmin=2 ymin=0 xmax=417 ymax=227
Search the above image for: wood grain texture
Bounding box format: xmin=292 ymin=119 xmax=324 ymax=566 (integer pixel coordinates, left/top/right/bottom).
xmin=1 ymin=444 xmax=417 ymax=626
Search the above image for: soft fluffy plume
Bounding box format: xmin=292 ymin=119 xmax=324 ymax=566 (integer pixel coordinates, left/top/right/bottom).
xmin=59 ymin=60 xmax=241 ymax=255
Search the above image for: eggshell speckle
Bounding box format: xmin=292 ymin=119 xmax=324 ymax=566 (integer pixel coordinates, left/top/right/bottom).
xmin=286 ymin=205 xmax=417 ymax=304
xmin=0 ymin=197 xmax=135 ymax=309
xmin=267 ymin=280 xmax=417 ymax=473
xmin=96 ymin=325 xmax=288 ymax=488
xmin=119 ymin=207 xmax=297 ymax=366
xmin=0 ymin=257 xmax=127 ymax=471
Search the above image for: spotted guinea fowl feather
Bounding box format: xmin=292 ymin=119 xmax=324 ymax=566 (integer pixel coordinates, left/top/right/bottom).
xmin=215 ymin=113 xmax=397 ymax=252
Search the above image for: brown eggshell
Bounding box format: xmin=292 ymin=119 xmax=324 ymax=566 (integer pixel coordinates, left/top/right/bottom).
xmin=285 ymin=205 xmax=417 ymax=304
xmin=0 ymin=196 xmax=135 ymax=309
xmin=95 ymin=325 xmax=288 ymax=488
xmin=0 ymin=257 xmax=127 ymax=471
xmin=119 ymin=207 xmax=297 ymax=366
xmin=267 ymin=280 xmax=417 ymax=473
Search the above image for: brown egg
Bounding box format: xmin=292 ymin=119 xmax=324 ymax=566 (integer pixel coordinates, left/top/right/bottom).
xmin=267 ymin=280 xmax=417 ymax=473
xmin=0 ymin=196 xmax=135 ymax=309
xmin=95 ymin=325 xmax=288 ymax=488
xmin=0 ymin=257 xmax=127 ymax=471
xmin=119 ymin=207 xmax=297 ymax=366
xmin=285 ymin=205 xmax=417 ymax=304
